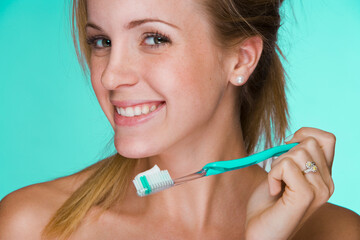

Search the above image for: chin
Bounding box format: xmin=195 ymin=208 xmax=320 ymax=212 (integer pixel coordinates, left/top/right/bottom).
xmin=114 ymin=137 xmax=160 ymax=159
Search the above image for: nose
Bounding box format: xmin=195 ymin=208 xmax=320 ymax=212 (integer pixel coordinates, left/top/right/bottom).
xmin=100 ymin=48 xmax=139 ymax=90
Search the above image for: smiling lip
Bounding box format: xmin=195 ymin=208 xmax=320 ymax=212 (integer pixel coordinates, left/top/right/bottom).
xmin=110 ymin=100 xmax=165 ymax=108
xmin=113 ymin=101 xmax=166 ymax=127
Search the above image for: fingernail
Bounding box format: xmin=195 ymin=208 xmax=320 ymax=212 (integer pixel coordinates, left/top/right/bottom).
xmin=285 ymin=133 xmax=294 ymax=142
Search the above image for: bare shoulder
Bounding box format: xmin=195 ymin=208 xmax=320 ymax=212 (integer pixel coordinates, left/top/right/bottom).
xmin=0 ymin=172 xmax=90 ymax=239
xmin=293 ymin=202 xmax=360 ymax=240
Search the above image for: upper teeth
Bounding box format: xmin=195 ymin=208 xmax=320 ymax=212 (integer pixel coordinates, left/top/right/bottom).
xmin=116 ymin=104 xmax=159 ymax=117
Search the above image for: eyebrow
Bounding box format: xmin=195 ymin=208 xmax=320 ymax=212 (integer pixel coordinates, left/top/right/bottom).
xmin=125 ymin=18 xmax=180 ymax=30
xmin=85 ymin=22 xmax=103 ymax=31
xmin=85 ymin=18 xmax=180 ymax=31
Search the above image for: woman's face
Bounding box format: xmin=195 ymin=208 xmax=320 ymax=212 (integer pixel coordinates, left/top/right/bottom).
xmin=86 ymin=0 xmax=232 ymax=158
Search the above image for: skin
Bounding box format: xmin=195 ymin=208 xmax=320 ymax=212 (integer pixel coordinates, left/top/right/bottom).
xmin=0 ymin=0 xmax=359 ymax=239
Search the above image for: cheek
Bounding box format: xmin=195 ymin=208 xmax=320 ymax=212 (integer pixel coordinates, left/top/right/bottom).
xmin=141 ymin=55 xmax=225 ymax=141
xmin=90 ymin=57 xmax=103 ymax=94
xmin=147 ymin=48 xmax=224 ymax=112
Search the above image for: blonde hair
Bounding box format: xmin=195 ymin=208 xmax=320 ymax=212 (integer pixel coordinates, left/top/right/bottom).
xmin=43 ymin=0 xmax=289 ymax=238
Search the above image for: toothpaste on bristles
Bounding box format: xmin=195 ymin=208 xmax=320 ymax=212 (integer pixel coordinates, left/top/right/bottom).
xmin=133 ymin=165 xmax=174 ymax=197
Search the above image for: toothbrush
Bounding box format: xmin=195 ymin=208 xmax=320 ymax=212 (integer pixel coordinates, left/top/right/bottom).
xmin=133 ymin=143 xmax=298 ymax=197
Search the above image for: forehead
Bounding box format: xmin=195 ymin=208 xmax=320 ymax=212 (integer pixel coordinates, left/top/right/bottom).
xmin=86 ymin=0 xmax=206 ymax=30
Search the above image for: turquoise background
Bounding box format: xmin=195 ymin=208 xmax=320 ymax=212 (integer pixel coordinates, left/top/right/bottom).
xmin=1 ymin=0 xmax=359 ymax=214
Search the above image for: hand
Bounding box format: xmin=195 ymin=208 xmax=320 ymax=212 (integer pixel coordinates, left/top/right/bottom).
xmin=245 ymin=127 xmax=336 ymax=240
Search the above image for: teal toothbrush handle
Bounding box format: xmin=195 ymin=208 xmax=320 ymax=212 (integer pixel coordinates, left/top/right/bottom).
xmin=203 ymin=143 xmax=299 ymax=176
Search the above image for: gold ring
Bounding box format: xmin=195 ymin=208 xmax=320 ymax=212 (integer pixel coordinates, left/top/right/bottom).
xmin=303 ymin=161 xmax=318 ymax=174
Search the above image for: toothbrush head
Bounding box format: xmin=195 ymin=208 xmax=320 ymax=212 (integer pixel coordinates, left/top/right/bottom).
xmin=132 ymin=165 xmax=174 ymax=197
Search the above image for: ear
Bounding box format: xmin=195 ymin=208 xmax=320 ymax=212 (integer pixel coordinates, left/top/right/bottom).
xmin=227 ymin=36 xmax=263 ymax=86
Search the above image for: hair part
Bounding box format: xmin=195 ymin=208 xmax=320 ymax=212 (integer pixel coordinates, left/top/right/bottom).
xmin=43 ymin=0 xmax=289 ymax=238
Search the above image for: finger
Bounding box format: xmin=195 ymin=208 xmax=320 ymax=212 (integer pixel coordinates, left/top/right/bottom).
xmin=285 ymin=127 xmax=336 ymax=170
xmin=270 ymin=156 xmax=282 ymax=169
xmin=268 ymin=157 xmax=314 ymax=203
xmin=272 ymin=148 xmax=334 ymax=212
xmin=294 ymin=137 xmax=334 ymax=195
xmin=271 ymin=143 xmax=326 ymax=180
xmin=272 ymin=142 xmax=334 ymax=198
xmin=286 ymin=146 xmax=333 ymax=205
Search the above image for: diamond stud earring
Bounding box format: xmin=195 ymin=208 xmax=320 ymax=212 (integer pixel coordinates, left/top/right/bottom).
xmin=236 ymin=76 xmax=244 ymax=85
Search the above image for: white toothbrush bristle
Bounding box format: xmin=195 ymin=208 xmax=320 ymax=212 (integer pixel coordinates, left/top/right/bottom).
xmin=133 ymin=165 xmax=174 ymax=197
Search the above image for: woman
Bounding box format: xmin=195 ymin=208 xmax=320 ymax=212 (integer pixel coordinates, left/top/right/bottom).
xmin=0 ymin=0 xmax=359 ymax=239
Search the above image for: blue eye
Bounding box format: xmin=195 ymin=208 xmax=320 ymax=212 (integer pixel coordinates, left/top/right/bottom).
xmin=144 ymin=35 xmax=169 ymax=45
xmin=86 ymin=32 xmax=171 ymax=50
xmin=86 ymin=36 xmax=111 ymax=49
xmin=143 ymin=32 xmax=171 ymax=47
xmin=96 ymin=38 xmax=111 ymax=48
